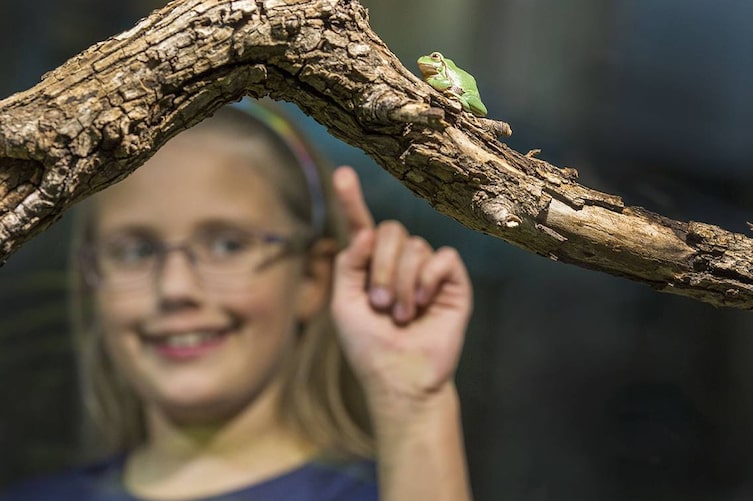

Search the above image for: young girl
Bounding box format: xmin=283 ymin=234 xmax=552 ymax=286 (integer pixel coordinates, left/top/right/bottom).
xmin=1 ymin=101 xmax=473 ymax=500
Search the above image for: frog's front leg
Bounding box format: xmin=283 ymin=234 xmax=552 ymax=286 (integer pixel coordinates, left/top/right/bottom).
xmin=425 ymin=75 xmax=454 ymax=92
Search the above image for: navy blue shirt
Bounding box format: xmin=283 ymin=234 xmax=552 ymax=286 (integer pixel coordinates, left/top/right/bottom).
xmin=0 ymin=455 xmax=378 ymax=501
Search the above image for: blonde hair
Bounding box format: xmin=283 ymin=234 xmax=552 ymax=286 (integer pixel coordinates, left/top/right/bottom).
xmin=69 ymin=103 xmax=373 ymax=460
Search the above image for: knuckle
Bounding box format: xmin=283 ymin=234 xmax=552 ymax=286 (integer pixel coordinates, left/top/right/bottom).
xmin=377 ymin=220 xmax=406 ymax=236
xmin=437 ymin=246 xmax=460 ymax=261
xmin=407 ymin=236 xmax=431 ymax=253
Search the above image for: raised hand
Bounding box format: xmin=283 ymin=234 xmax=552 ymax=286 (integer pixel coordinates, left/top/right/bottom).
xmin=330 ymin=166 xmax=473 ymax=400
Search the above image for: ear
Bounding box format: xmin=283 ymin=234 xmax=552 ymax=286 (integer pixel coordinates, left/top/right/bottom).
xmin=294 ymin=238 xmax=337 ymax=322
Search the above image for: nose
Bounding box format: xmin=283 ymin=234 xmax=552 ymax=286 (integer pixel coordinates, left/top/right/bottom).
xmin=155 ymin=248 xmax=203 ymax=308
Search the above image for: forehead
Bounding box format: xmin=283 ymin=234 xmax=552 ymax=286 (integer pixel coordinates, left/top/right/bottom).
xmin=94 ymin=132 xmax=296 ymax=236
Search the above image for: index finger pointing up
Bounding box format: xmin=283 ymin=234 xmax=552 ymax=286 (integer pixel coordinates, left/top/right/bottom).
xmin=332 ymin=166 xmax=375 ymax=236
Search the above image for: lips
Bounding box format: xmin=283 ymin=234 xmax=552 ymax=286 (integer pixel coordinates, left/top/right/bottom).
xmin=159 ymin=331 xmax=223 ymax=348
xmin=140 ymin=324 xmax=235 ymax=361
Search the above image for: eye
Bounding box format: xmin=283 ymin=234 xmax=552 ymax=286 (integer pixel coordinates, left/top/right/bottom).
xmin=201 ymin=231 xmax=253 ymax=258
xmin=431 ymin=52 xmax=442 ymax=59
xmin=102 ymin=237 xmax=157 ymax=266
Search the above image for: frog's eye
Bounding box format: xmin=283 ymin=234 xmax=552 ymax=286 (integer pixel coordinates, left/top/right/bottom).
xmin=431 ymin=52 xmax=442 ymax=59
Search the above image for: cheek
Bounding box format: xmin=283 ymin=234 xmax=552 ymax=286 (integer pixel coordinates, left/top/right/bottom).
xmin=94 ymin=295 xmax=147 ymax=390
xmin=217 ymin=268 xmax=304 ymax=331
xmin=96 ymin=291 xmax=151 ymax=358
xmin=218 ymin=286 xmax=288 ymax=325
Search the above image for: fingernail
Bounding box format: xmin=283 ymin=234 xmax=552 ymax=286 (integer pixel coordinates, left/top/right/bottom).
xmin=393 ymin=302 xmax=410 ymax=323
xmin=369 ymin=286 xmax=392 ymax=308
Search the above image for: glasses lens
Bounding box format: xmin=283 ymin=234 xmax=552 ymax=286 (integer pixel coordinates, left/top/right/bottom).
xmin=192 ymin=229 xmax=264 ymax=281
xmin=85 ymin=228 xmax=306 ymax=291
xmin=96 ymin=236 xmax=158 ymax=289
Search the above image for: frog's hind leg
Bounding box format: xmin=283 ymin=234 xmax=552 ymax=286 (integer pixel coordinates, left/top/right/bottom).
xmin=465 ymin=94 xmax=488 ymax=117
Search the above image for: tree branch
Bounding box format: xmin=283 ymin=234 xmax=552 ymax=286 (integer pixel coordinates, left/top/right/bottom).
xmin=0 ymin=0 xmax=751 ymax=309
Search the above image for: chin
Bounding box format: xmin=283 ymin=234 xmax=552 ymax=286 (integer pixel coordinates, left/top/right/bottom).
xmin=156 ymin=395 xmax=250 ymax=427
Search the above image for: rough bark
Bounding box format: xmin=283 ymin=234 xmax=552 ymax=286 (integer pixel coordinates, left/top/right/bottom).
xmin=0 ymin=0 xmax=751 ymax=309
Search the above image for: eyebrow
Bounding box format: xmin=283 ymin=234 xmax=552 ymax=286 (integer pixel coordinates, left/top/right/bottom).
xmin=95 ymin=219 xmax=289 ymax=242
xmin=95 ymin=224 xmax=160 ymax=242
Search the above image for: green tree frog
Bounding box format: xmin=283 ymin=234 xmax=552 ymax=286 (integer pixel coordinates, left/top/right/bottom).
xmin=417 ymin=51 xmax=488 ymax=117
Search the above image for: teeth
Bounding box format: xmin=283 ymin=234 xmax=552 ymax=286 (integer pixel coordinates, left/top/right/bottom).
xmin=162 ymin=332 xmax=220 ymax=348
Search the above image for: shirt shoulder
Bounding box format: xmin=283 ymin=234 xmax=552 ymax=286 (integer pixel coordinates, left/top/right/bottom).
xmin=232 ymin=456 xmax=378 ymax=501
xmin=0 ymin=456 xmax=127 ymax=501
xmin=306 ymin=456 xmax=378 ymax=500
xmin=0 ymin=455 xmax=378 ymax=501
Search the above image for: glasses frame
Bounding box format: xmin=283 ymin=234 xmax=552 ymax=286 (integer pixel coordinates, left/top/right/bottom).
xmin=78 ymin=227 xmax=316 ymax=291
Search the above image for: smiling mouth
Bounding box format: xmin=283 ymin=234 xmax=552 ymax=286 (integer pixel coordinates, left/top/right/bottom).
xmin=143 ymin=329 xmax=232 ymax=360
xmin=159 ymin=331 xmax=223 ymax=348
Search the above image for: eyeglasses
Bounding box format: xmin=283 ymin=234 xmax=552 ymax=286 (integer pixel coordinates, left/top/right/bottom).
xmin=80 ymin=227 xmax=313 ymax=291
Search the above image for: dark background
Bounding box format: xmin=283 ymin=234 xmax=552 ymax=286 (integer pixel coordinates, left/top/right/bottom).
xmin=1 ymin=1 xmax=752 ymax=499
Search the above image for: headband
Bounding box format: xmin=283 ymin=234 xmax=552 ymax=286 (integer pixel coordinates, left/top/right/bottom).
xmin=229 ymin=99 xmax=327 ymax=238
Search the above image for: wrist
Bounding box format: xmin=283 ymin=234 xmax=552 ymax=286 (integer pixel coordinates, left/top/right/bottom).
xmin=368 ymin=382 xmax=472 ymax=501
xmin=366 ymin=381 xmax=461 ymax=434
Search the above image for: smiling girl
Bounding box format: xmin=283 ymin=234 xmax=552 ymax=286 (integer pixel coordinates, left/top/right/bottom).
xmin=1 ymin=101 xmax=473 ymax=501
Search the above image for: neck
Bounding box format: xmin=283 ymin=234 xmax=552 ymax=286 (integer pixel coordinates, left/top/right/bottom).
xmin=125 ymin=381 xmax=317 ymax=499
xmin=143 ymin=390 xmax=285 ymax=459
